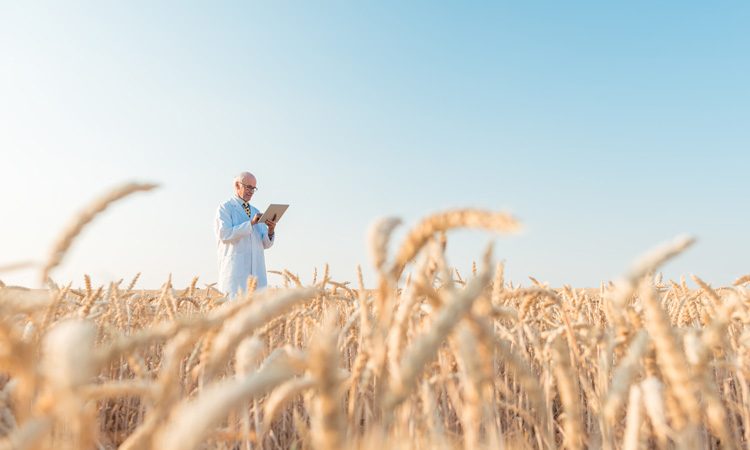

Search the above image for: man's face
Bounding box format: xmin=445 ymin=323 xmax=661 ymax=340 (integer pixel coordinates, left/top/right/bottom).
xmin=235 ymin=175 xmax=257 ymax=202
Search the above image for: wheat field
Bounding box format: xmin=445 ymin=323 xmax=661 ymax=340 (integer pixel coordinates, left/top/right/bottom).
xmin=0 ymin=183 xmax=748 ymax=450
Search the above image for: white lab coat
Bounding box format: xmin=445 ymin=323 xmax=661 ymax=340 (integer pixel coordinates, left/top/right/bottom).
xmin=215 ymin=196 xmax=274 ymax=297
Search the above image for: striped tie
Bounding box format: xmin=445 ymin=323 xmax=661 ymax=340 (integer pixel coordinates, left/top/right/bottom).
xmin=242 ymin=202 xmax=252 ymax=218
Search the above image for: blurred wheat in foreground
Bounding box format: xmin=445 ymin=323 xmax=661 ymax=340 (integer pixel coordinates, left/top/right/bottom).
xmin=0 ymin=183 xmax=749 ymax=450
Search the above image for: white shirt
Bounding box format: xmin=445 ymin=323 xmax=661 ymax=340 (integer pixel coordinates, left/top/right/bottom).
xmin=214 ymin=196 xmax=274 ymax=297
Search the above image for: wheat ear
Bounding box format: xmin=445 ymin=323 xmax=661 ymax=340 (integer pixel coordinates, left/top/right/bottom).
xmin=40 ymin=181 xmax=158 ymax=283
xmin=204 ymin=287 xmax=317 ymax=379
xmin=262 ymin=375 xmax=315 ymax=435
xmin=603 ymin=330 xmax=649 ymax=423
xmin=551 ymin=336 xmax=585 ymax=450
xmin=309 ymin=314 xmax=345 ymax=450
xmin=387 ymin=245 xmax=492 ymax=407
xmin=154 ymin=355 xmax=299 ymax=450
xmin=389 ymin=209 xmax=520 ymax=281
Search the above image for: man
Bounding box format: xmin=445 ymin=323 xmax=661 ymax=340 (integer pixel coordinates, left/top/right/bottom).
xmin=214 ymin=172 xmax=277 ymax=297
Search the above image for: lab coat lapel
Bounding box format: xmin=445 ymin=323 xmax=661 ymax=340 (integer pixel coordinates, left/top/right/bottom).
xmin=232 ymin=197 xmax=248 ymax=221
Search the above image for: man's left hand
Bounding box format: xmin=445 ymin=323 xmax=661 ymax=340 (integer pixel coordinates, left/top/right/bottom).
xmin=266 ymin=219 xmax=276 ymax=236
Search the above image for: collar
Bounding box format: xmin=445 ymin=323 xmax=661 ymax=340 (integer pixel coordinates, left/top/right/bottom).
xmin=233 ymin=196 xmax=249 ymax=206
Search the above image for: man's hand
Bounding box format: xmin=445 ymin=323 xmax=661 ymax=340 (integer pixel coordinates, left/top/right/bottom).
xmin=251 ymin=213 xmax=262 ymax=225
xmin=265 ymin=219 xmax=276 ymax=236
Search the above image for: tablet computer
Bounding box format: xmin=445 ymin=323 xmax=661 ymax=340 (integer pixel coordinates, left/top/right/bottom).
xmin=258 ymin=204 xmax=289 ymax=223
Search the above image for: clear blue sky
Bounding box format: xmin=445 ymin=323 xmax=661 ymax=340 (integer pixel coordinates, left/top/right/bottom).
xmin=1 ymin=2 xmax=748 ymax=289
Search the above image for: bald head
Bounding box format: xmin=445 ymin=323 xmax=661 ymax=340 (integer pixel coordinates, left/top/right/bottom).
xmin=234 ymin=171 xmax=257 ymax=202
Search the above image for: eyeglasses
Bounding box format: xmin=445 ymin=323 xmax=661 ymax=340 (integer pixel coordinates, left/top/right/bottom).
xmin=239 ymin=182 xmax=258 ymax=193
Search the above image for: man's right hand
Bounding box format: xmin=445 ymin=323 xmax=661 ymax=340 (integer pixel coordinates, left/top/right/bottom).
xmin=251 ymin=213 xmax=262 ymax=225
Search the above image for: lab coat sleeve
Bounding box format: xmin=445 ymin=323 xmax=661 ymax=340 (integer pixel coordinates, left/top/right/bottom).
xmin=215 ymin=204 xmax=253 ymax=242
xmin=262 ymin=229 xmax=274 ymax=249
